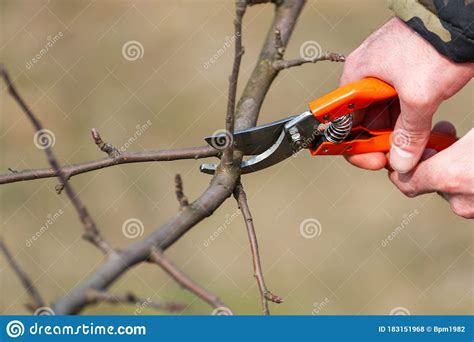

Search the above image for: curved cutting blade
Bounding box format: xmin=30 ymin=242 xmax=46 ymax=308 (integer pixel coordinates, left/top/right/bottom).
xmin=200 ymin=129 xmax=296 ymax=174
xmin=204 ymin=116 xmax=295 ymax=156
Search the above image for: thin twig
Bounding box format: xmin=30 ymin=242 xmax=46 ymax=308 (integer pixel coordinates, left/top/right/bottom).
xmin=174 ymin=174 xmax=189 ymax=210
xmin=0 ymin=146 xmax=218 ymax=185
xmin=0 ymin=239 xmax=45 ymax=312
xmin=91 ymin=128 xmax=121 ymax=158
xmin=273 ymin=51 xmax=345 ymax=70
xmin=234 ymin=182 xmax=282 ymax=315
xmin=222 ymin=0 xmax=247 ymax=168
xmin=86 ymin=290 xmax=186 ymax=313
xmin=0 ymin=67 xmax=114 ymax=255
xmin=149 ymin=249 xmax=227 ymax=310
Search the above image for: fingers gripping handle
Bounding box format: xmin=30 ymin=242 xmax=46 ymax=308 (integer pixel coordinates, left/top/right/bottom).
xmin=308 ymin=77 xmax=457 ymax=156
xmin=311 ymin=128 xmax=457 ymax=156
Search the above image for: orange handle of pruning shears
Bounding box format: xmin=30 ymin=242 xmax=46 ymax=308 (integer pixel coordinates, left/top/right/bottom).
xmin=308 ymin=77 xmax=457 ymax=156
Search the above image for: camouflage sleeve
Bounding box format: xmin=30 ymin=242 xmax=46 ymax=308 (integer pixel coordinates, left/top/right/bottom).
xmin=388 ymin=0 xmax=474 ymax=63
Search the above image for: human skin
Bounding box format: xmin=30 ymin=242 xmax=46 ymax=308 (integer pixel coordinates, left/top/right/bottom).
xmin=339 ymin=17 xmax=474 ymax=218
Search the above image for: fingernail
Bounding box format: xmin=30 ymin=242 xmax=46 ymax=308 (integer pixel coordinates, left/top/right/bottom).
xmin=390 ymin=145 xmax=414 ymax=173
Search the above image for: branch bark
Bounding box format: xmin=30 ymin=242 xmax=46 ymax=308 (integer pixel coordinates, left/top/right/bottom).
xmin=0 ymin=239 xmax=45 ymax=311
xmin=234 ymin=182 xmax=282 ymax=315
xmin=0 ymin=146 xmax=217 ymax=185
xmin=86 ymin=290 xmax=186 ymax=313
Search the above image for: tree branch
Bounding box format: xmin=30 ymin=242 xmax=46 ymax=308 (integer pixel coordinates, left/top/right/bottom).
xmin=273 ymin=51 xmax=345 ymax=70
xmin=35 ymin=0 xmax=305 ymax=315
xmin=85 ymin=290 xmax=186 ymax=313
xmin=149 ymin=249 xmax=226 ymax=310
xmin=0 ymin=146 xmax=218 ymax=185
xmin=91 ymin=128 xmax=121 ymax=158
xmin=222 ymin=0 xmax=247 ymax=168
xmin=0 ymin=67 xmax=113 ymax=255
xmin=233 ymin=182 xmax=282 ymax=315
xmin=174 ymin=174 xmax=189 ymax=210
xmin=0 ymin=239 xmax=45 ymax=312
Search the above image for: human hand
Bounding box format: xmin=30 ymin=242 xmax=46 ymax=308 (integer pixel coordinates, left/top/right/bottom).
xmin=340 ymin=17 xmax=473 ymax=173
xmin=388 ymin=123 xmax=473 ymax=218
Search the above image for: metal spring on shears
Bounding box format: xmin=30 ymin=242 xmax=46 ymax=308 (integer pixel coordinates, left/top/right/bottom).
xmin=324 ymin=114 xmax=353 ymax=144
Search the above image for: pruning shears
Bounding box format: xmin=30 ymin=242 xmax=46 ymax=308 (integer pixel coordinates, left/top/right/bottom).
xmin=200 ymin=77 xmax=457 ymax=174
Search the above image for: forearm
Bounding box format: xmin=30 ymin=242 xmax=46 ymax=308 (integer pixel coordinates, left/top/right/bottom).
xmin=388 ymin=0 xmax=474 ymax=63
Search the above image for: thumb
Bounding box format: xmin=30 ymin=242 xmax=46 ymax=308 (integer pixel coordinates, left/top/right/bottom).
xmin=389 ymin=99 xmax=436 ymax=173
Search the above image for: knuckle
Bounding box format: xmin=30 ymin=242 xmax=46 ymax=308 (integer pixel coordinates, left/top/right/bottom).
xmin=450 ymin=199 xmax=474 ymax=219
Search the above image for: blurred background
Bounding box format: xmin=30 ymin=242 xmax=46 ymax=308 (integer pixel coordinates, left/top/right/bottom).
xmin=0 ymin=0 xmax=472 ymax=315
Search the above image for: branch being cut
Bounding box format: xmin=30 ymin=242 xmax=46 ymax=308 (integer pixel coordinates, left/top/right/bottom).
xmin=149 ymin=249 xmax=226 ymax=310
xmin=222 ymin=0 xmax=246 ymax=168
xmin=0 ymin=146 xmax=217 ymax=185
xmin=86 ymin=290 xmax=186 ymax=313
xmin=0 ymin=239 xmax=45 ymax=312
xmin=234 ymin=183 xmax=282 ymax=315
xmin=0 ymin=68 xmax=113 ymax=255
